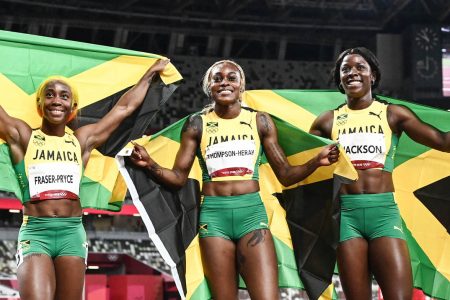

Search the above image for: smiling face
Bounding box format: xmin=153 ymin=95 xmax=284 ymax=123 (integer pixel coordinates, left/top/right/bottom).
xmin=339 ymin=54 xmax=375 ymax=99
xmin=41 ymin=81 xmax=74 ymax=124
xmin=208 ymin=62 xmax=243 ymax=105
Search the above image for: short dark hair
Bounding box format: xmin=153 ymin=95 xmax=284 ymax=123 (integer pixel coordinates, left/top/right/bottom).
xmin=332 ymin=47 xmax=381 ymax=94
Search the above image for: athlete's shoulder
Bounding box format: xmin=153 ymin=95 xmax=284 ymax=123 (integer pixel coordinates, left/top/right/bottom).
xmin=186 ymin=113 xmax=203 ymax=125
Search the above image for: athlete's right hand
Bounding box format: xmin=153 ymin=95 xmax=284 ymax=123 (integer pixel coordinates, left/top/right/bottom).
xmin=129 ymin=141 xmax=151 ymax=168
xmin=317 ymin=143 xmax=340 ymax=166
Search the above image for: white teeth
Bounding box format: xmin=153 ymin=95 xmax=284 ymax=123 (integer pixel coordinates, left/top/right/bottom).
xmin=48 ymin=109 xmax=64 ymax=116
xmin=219 ymin=90 xmax=232 ymax=95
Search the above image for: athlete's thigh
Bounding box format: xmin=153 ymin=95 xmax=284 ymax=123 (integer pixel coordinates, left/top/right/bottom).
xmin=237 ymin=229 xmax=278 ymax=300
xmin=200 ymin=237 xmax=239 ymax=300
xmin=17 ymin=254 xmax=55 ymax=300
xmin=337 ymin=238 xmax=372 ymax=300
xmin=54 ymin=256 xmax=86 ymax=300
xmin=369 ymin=237 xmax=412 ymax=300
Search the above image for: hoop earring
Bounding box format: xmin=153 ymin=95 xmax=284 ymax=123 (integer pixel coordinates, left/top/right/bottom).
xmin=338 ymin=83 xmax=344 ymax=90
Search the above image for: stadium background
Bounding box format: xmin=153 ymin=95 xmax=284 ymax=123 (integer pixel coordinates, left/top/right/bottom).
xmin=0 ymin=0 xmax=449 ymax=299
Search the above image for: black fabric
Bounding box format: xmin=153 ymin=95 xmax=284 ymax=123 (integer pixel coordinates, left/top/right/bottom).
xmin=69 ymin=76 xmax=179 ymax=156
xmin=414 ymin=175 xmax=450 ymax=233
xmin=276 ymin=174 xmax=353 ymax=300
xmin=125 ymin=162 xmax=200 ymax=295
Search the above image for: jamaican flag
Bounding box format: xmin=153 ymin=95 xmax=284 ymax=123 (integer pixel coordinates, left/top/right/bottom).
xmin=0 ymin=29 xmax=182 ymax=211
xmin=245 ymin=90 xmax=450 ymax=300
xmin=118 ymin=89 xmax=449 ymax=299
xmin=116 ymin=90 xmax=358 ymax=299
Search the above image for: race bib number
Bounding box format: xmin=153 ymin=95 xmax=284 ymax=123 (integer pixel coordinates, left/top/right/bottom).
xmin=28 ymin=162 xmax=81 ymax=200
xmin=338 ymin=133 xmax=386 ymax=169
xmin=205 ymin=140 xmax=256 ymax=178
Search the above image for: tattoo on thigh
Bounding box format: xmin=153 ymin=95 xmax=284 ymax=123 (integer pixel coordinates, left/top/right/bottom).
xmin=247 ymin=229 xmax=266 ymax=247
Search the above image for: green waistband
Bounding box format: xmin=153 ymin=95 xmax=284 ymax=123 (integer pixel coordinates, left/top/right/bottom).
xmin=202 ymin=192 xmax=262 ymax=209
xmin=340 ymin=192 xmax=395 ymax=209
xmin=22 ymin=215 xmax=82 ymax=228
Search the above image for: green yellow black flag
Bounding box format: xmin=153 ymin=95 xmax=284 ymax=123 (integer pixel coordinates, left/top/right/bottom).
xmin=118 ymin=89 xmax=449 ymax=299
xmin=116 ymin=90 xmax=358 ymax=299
xmin=245 ymin=90 xmax=450 ymax=300
xmin=0 ymin=29 xmax=182 ymax=211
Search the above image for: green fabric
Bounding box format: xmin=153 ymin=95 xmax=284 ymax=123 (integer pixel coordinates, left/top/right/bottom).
xmin=79 ymin=176 xmax=123 ymax=211
xmin=0 ymin=30 xmax=159 ymax=94
xmin=0 ymin=143 xmax=21 ymax=198
xmin=404 ymin=220 xmax=450 ymax=300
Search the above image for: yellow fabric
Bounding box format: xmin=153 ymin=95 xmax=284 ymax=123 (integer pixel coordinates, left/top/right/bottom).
xmin=242 ymin=90 xmax=317 ymax=130
xmin=394 ymin=149 xmax=450 ymax=282
xmin=0 ymin=56 xmax=182 ymax=128
xmin=0 ymin=53 xmax=183 ymax=209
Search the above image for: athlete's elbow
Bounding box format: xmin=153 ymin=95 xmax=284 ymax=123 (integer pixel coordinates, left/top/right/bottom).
xmin=115 ymin=95 xmax=143 ymax=116
xmin=279 ymin=179 xmax=291 ymax=187
xmin=274 ymin=167 xmax=297 ymax=186
xmin=277 ymin=174 xmax=295 ymax=187
xmin=442 ymin=146 xmax=450 ymax=153
xmin=166 ymin=175 xmax=189 ymax=190
xmin=124 ymin=102 xmax=141 ymax=117
xmin=444 ymin=139 xmax=450 ymax=152
xmin=432 ymin=140 xmax=450 ymax=152
xmin=165 ymin=181 xmax=185 ymax=191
